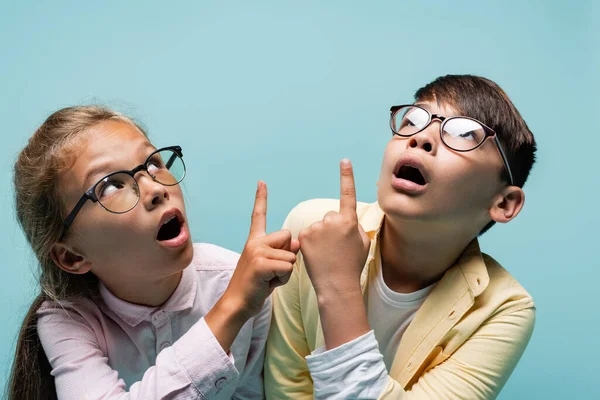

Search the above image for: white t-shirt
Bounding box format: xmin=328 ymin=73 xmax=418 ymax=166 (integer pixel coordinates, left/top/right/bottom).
xmin=367 ymin=256 xmax=436 ymax=372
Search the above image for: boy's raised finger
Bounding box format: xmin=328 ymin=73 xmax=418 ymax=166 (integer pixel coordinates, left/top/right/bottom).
xmin=339 ymin=159 xmax=357 ymax=215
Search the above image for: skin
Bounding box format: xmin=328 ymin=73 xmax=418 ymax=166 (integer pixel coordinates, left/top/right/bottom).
xmin=51 ymin=120 xmax=299 ymax=353
xmin=298 ymin=100 xmax=525 ymax=349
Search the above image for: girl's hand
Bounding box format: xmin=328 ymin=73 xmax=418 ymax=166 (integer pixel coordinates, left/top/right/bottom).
xmin=207 ymin=181 xmax=299 ymax=352
xmin=225 ymin=181 xmax=300 ymax=319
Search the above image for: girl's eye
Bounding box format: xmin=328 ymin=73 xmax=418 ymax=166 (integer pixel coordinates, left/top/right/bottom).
xmin=98 ymin=178 xmax=126 ymax=199
xmin=146 ymin=154 xmax=165 ymax=175
xmin=147 ymin=163 xmax=160 ymax=175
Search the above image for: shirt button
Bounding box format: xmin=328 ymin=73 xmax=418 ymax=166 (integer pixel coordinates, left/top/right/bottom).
xmin=160 ymin=342 xmax=171 ymax=351
xmin=215 ymin=376 xmax=227 ymax=389
xmin=152 ymin=311 xmax=168 ymax=326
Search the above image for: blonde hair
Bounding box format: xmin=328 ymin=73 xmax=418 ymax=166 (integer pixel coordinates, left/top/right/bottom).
xmin=8 ymin=105 xmax=146 ymax=400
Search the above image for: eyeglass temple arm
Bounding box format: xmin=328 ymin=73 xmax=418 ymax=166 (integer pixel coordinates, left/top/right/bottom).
xmin=61 ymin=194 xmax=91 ymax=238
xmin=166 ymin=153 xmax=178 ymax=169
xmin=493 ymin=137 xmax=514 ymax=186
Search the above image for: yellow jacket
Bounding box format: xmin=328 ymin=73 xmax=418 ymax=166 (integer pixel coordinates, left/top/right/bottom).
xmin=265 ymin=199 xmax=535 ymax=399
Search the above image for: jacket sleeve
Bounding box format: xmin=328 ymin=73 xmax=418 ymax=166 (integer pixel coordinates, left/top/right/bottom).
xmin=308 ymin=306 xmax=535 ymax=399
xmin=264 ymin=204 xmax=316 ymax=400
xmin=264 ymin=256 xmax=316 ymax=399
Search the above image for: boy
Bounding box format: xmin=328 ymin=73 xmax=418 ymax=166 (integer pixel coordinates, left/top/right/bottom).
xmin=265 ymin=75 xmax=537 ymax=399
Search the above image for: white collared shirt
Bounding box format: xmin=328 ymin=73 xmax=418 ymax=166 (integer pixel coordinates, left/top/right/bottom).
xmin=38 ymin=243 xmax=270 ymax=399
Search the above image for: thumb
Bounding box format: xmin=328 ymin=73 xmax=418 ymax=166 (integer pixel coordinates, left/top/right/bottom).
xmin=264 ymin=229 xmax=294 ymax=250
xmin=289 ymin=238 xmax=300 ymax=255
xmin=279 ymin=233 xmax=300 ymax=254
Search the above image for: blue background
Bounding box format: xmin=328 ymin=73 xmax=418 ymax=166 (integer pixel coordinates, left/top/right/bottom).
xmin=1 ymin=1 xmax=597 ymax=398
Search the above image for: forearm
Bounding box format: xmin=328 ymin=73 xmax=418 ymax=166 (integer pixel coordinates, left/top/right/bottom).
xmin=205 ymin=294 xmax=249 ymax=354
xmin=316 ymin=285 xmax=370 ymax=350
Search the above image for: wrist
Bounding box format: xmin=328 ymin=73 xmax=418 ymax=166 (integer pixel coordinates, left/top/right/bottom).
xmin=316 ymin=288 xmax=370 ymax=350
xmin=314 ymin=280 xmax=363 ymax=304
xmin=216 ymin=292 xmax=252 ymax=325
xmin=205 ymin=294 xmax=250 ymax=353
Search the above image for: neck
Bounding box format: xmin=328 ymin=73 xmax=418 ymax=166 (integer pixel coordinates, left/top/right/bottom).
xmin=379 ymin=216 xmax=475 ymax=293
xmin=104 ymin=271 xmax=183 ymax=307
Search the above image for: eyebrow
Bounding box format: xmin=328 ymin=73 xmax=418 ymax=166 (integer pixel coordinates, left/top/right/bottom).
xmin=82 ymin=141 xmax=157 ymax=191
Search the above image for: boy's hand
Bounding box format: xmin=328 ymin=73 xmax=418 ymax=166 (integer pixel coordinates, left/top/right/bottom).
xmin=298 ymin=159 xmax=371 ymax=299
xmin=225 ymin=181 xmax=300 ymax=319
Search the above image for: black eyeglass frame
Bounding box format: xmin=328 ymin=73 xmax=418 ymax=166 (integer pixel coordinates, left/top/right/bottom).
xmin=390 ymin=105 xmax=514 ymax=186
xmin=61 ymin=145 xmax=185 ymax=238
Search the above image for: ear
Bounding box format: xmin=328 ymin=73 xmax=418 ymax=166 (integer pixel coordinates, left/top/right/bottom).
xmin=489 ymin=186 xmax=525 ymax=224
xmin=50 ymin=243 xmax=92 ymax=275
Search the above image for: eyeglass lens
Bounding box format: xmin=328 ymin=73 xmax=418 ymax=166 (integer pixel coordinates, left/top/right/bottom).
xmin=392 ymin=106 xmax=487 ymax=151
xmin=94 ymin=149 xmax=185 ymax=213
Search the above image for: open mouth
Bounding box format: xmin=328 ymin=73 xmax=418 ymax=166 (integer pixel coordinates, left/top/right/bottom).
xmin=157 ymin=214 xmax=183 ymax=241
xmin=395 ymin=165 xmax=427 ymax=186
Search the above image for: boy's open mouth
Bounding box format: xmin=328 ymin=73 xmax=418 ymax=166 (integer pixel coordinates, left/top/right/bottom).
xmin=392 ymin=155 xmax=429 ymax=193
xmin=395 ymin=165 xmax=426 ymax=186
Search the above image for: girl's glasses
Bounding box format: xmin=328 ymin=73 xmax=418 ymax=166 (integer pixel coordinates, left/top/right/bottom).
xmin=61 ymin=146 xmax=186 ymax=238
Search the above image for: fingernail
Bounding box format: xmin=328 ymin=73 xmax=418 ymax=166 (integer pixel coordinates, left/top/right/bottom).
xmin=341 ymin=159 xmax=350 ymax=166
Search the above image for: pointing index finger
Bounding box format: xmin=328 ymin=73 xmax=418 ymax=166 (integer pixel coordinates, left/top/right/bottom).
xmin=339 ymin=159 xmax=357 ymax=215
xmin=249 ymin=181 xmax=267 ymax=239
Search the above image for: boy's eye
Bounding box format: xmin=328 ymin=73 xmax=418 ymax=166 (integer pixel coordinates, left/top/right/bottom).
xmin=402 ymin=118 xmax=416 ymax=127
xmin=398 ymin=115 xmax=421 ymax=132
xmin=443 ymin=118 xmax=484 ymax=144
xmin=459 ymin=131 xmax=477 ymax=141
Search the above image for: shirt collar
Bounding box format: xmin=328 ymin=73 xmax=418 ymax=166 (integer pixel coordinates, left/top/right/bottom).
xmin=99 ymin=262 xmax=198 ymax=327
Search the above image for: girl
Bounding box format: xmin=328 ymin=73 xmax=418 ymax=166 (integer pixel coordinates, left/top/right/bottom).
xmin=8 ymin=106 xmax=298 ymax=399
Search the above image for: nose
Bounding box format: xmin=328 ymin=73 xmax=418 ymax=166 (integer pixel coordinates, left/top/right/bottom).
xmin=138 ymin=174 xmax=169 ymax=210
xmin=407 ymin=121 xmax=439 ymax=154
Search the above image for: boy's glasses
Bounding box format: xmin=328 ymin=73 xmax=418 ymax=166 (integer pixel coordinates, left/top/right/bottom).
xmin=61 ymin=145 xmax=186 ymax=238
xmin=390 ymin=105 xmax=514 ymax=186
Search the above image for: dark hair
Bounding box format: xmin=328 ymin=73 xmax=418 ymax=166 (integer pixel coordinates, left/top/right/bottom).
xmin=7 ymin=295 xmax=56 ymax=400
xmin=8 ymin=106 xmax=146 ymax=400
xmin=414 ymin=74 xmax=537 ymax=234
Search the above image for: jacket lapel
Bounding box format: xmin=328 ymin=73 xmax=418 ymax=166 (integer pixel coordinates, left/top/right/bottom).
xmin=388 ymin=240 xmax=489 ymax=387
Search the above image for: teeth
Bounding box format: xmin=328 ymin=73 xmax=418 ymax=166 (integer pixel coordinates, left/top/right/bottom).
xmin=163 ymin=215 xmax=176 ymax=225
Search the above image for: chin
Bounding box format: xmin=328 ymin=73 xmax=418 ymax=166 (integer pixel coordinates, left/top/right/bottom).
xmin=182 ymin=240 xmax=194 ymax=264
xmin=378 ymin=192 xmax=449 ymax=224
xmin=379 ymin=187 xmax=421 ymax=214
xmin=155 ymin=238 xmax=194 ymax=275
